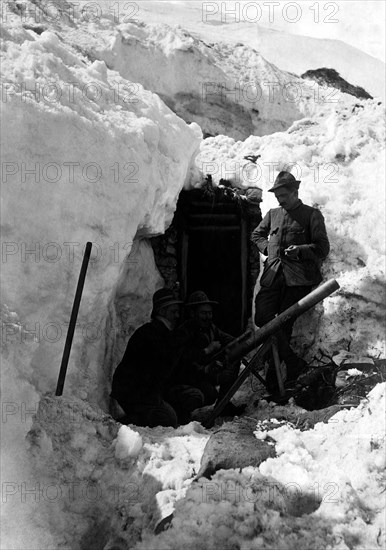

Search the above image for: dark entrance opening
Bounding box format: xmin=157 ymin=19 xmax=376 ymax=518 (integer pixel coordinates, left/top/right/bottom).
xmin=178 ymin=191 xmax=247 ymax=335
xmin=186 ymin=227 xmax=243 ymax=335
xmin=151 ymin=180 xmax=262 ymax=337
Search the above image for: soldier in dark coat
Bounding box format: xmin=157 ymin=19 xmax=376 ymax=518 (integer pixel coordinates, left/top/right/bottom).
xmin=111 ymin=289 xmax=204 ymax=428
xmin=251 ymin=171 xmax=330 ymax=389
xmin=174 ymin=291 xmax=246 ymax=417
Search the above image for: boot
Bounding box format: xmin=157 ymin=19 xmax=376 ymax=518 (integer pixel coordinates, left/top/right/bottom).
xmin=218 ymin=401 xmax=246 ymax=417
xmin=286 ymin=358 xmax=308 ymax=384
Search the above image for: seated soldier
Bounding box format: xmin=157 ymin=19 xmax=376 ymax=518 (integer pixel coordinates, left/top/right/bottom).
xmin=111 ymin=289 xmax=204 ymax=428
xmin=174 ymin=291 xmax=246 ymax=417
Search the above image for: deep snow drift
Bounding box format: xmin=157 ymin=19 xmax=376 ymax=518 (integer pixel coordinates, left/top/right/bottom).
xmin=137 ymin=384 xmax=386 ymax=550
xmin=134 ymin=0 xmax=385 ymax=99
xmin=1 ymin=1 xmax=385 ymax=549
xmin=197 ymin=98 xmax=386 ymax=358
xmin=5 ymin=384 xmax=385 ymax=549
xmin=1 ymin=8 xmax=201 ymax=547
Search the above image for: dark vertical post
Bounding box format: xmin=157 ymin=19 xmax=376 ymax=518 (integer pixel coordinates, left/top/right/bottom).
xmin=181 ymin=229 xmax=189 ymax=300
xmin=240 ymin=217 xmax=248 ymax=333
xmin=55 ymin=242 xmax=92 ymax=396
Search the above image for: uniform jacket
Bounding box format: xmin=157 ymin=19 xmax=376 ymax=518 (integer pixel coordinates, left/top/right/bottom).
xmin=111 ymin=319 xmax=177 ymax=404
xmin=173 ymin=319 xmax=234 ymax=386
xmin=251 ymin=200 xmax=330 ymax=287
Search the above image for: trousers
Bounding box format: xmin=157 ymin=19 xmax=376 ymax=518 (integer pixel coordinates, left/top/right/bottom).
xmin=254 ymin=269 xmax=310 ymax=375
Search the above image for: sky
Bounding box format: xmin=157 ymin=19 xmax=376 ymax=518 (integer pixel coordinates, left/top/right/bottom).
xmin=138 ymin=0 xmax=386 ymax=62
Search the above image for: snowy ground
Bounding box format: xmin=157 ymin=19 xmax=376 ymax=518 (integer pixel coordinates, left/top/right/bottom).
xmin=3 ymin=383 xmax=384 ymax=549
xmin=1 ymin=1 xmax=385 ymax=549
xmin=136 ymin=384 xmax=385 ymax=550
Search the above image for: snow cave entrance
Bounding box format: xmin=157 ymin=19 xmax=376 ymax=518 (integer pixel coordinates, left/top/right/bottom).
xmin=151 ymin=181 xmax=262 ymax=336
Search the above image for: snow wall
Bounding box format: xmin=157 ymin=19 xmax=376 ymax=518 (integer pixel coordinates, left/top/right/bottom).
xmin=198 ymin=98 xmax=386 ymax=359
xmin=1 ymin=2 xmax=385 ymax=549
xmin=1 ymin=20 xmax=201 ymax=548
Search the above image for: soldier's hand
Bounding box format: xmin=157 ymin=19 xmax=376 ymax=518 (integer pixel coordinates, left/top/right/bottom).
xmin=204 ymin=341 xmax=221 ymax=355
xmin=205 ymin=361 xmax=224 ymax=376
xmin=284 ymin=245 xmax=299 ymax=258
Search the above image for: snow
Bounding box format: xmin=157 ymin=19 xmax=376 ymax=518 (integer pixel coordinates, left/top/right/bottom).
xmin=135 ymin=384 xmax=385 ymax=550
xmin=198 ymin=98 xmax=386 ymax=357
xmin=132 ymin=1 xmax=385 ymax=99
xmin=2 ymin=386 xmax=384 ymax=549
xmin=1 ymin=0 xmax=385 ymax=548
xmin=115 ymin=426 xmax=143 ymax=459
xmin=136 ymin=384 xmax=385 ymax=550
xmin=1 ymin=16 xmax=202 ymax=402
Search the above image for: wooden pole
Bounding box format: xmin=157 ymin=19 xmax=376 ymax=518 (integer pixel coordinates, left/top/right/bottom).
xmin=271 ymin=336 xmax=285 ymax=396
xmin=55 ymin=242 xmax=92 ymax=396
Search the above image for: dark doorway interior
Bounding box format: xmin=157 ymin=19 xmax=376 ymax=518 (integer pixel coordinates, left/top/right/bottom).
xmin=151 ymin=181 xmax=262 ymax=337
xmin=185 ymin=225 xmax=244 ymax=336
xmin=176 ymin=186 xmax=251 ymax=336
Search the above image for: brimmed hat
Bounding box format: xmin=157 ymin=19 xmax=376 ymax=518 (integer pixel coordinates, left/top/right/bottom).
xmin=245 ymin=187 xmax=262 ymax=203
xmin=152 ymin=289 xmax=182 ymax=315
xmin=185 ymin=291 xmax=218 ymax=307
xmin=268 ymin=171 xmax=300 ymax=192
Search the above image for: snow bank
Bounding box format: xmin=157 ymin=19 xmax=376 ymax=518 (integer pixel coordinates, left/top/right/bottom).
xmin=1 ymin=9 xmax=201 ymax=548
xmin=1 ymin=395 xmax=209 ymax=549
xmin=4 ymin=0 xmax=339 ymax=140
xmin=1 ymin=21 xmax=201 ymax=399
xmin=100 ymin=21 xmax=325 ymax=140
xmin=138 ymin=384 xmax=385 ymax=550
xmin=197 ymin=98 xmax=386 ymax=357
xmin=134 ymin=1 xmax=385 ymax=99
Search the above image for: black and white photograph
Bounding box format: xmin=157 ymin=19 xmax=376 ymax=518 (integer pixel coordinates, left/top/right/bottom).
xmin=1 ymin=1 xmax=385 ymax=548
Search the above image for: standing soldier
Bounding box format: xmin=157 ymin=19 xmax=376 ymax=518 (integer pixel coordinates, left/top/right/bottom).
xmin=251 ymin=171 xmax=330 ymax=390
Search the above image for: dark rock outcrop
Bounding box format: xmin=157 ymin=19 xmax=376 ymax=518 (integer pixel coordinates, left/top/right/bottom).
xmin=301 ymin=68 xmax=373 ymax=100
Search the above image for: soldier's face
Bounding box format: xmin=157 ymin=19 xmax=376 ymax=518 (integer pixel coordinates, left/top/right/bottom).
xmin=274 ymin=188 xmax=298 ymax=209
xmin=162 ymin=304 xmax=180 ymax=329
xmin=193 ymin=304 xmax=213 ymax=328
